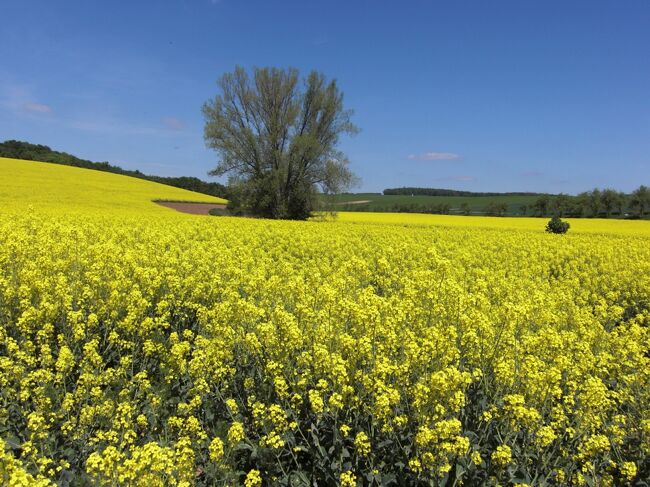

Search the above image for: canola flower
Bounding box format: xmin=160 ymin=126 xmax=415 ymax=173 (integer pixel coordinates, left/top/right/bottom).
xmin=334 ymin=210 xmax=650 ymax=237
xmin=340 ymin=470 xmax=357 ymax=486
xmin=0 ymin=157 xmax=649 ymax=485
xmin=0 ymin=157 xmax=225 ymax=214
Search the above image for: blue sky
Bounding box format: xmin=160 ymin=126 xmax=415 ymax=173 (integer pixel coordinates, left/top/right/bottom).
xmin=2 ymin=0 xmax=649 ymax=194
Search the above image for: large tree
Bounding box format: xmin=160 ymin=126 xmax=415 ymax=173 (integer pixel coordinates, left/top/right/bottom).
xmin=630 ymin=185 xmax=650 ymax=218
xmin=202 ymin=66 xmax=359 ymax=219
xmin=600 ymin=188 xmax=620 ymax=218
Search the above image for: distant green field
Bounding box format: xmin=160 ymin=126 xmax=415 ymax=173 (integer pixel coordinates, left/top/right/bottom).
xmin=321 ymin=193 xmax=550 ymax=215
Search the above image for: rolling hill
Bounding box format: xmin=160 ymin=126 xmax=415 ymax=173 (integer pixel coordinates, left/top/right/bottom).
xmin=0 ymin=156 xmax=226 ymax=213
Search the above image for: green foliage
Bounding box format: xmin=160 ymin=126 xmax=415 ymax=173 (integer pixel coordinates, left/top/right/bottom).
xmin=484 ymin=201 xmax=508 ymax=217
xmin=324 ymin=194 xmax=545 ymax=216
xmin=533 ymin=195 xmax=551 ymax=217
xmin=629 ymin=185 xmax=650 ymax=218
xmin=324 ymin=189 xmax=650 ymax=219
xmin=600 ymin=189 xmax=621 ymax=218
xmin=202 ymin=66 xmax=358 ymax=220
xmin=551 ymin=194 xmax=571 ymax=217
xmin=383 ymin=187 xmax=544 ymax=197
xmin=148 ymin=175 xmax=228 ymax=200
xmin=545 ymin=216 xmax=570 ymax=234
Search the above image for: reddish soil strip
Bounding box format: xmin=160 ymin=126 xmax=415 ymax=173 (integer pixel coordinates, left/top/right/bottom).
xmin=156 ymin=201 xmax=227 ymax=215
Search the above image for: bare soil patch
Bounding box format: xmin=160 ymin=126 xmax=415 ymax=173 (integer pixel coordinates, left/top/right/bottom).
xmin=156 ymin=201 xmax=227 ymax=215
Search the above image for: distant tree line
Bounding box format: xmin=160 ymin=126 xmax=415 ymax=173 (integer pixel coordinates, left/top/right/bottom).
xmin=524 ymin=188 xmax=649 ymax=219
xmin=336 ymin=187 xmax=649 ymax=219
xmin=336 ymin=202 xmax=454 ymax=215
xmin=0 ymin=140 xmax=229 ymax=199
xmin=383 ymin=187 xmax=545 ymax=197
xmin=378 ymin=186 xmax=649 ymax=219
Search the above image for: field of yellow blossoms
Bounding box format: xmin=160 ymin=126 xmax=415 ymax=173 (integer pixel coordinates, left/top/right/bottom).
xmin=1 ymin=157 xmax=649 ymax=486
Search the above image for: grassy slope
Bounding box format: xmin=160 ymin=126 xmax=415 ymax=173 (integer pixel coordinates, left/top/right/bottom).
xmin=322 ymin=193 xmax=547 ymax=213
xmin=0 ymin=157 xmax=226 ymax=213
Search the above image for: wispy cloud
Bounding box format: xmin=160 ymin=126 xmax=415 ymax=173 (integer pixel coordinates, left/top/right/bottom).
xmin=161 ymin=116 xmax=185 ymax=131
xmin=1 ymin=83 xmax=53 ymax=117
xmin=69 ymin=119 xmax=162 ymax=136
xmin=407 ymin=152 xmax=461 ymax=161
xmin=23 ymin=102 xmax=53 ymax=114
xmin=1 ymin=81 xmax=189 ymax=138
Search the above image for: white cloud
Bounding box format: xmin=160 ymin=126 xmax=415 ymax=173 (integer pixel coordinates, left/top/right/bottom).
xmin=407 ymin=152 xmax=461 ymax=161
xmin=23 ymin=102 xmax=53 ymax=114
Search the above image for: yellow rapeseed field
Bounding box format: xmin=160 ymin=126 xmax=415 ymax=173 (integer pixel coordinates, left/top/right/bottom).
xmin=0 ymin=157 xmax=226 ymax=213
xmin=0 ymin=157 xmax=648 ymax=485
xmin=335 ymin=211 xmax=650 ymax=237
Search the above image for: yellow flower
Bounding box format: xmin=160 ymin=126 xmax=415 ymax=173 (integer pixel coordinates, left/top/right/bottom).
xmin=308 ymin=389 xmax=324 ymax=414
xmin=1 ymin=155 xmax=650 ymax=486
xmin=209 ymin=437 xmax=224 ymax=462
xmin=620 ymin=462 xmax=637 ymax=481
xmin=354 ymin=432 xmax=371 ymax=457
xmin=340 ymin=470 xmax=357 ymax=487
xmin=471 ymin=451 xmax=482 ymax=465
xmin=244 ymin=469 xmax=262 ymax=487
xmin=491 ymin=445 xmax=512 ymax=468
xmin=225 ymin=398 xmax=239 ymax=415
xmin=408 ymin=458 xmax=422 ymax=473
xmin=328 ymin=392 xmax=344 ymax=410
xmin=55 ymin=345 xmax=75 ymax=375
xmin=535 ymin=425 xmax=556 ymax=448
xmin=227 ymin=422 xmax=245 ymax=445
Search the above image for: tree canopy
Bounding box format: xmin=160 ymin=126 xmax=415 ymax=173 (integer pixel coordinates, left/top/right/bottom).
xmin=383 ymin=187 xmax=544 ymax=197
xmin=202 ymin=66 xmax=359 ymax=219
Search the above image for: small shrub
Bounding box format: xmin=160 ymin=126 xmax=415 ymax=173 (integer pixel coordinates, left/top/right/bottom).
xmin=546 ymin=216 xmax=570 ymax=234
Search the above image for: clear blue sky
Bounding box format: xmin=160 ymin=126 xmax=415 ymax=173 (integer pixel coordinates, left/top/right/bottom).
xmin=2 ymin=0 xmax=649 ymax=194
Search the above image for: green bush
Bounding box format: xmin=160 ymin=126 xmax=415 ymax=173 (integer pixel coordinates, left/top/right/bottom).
xmin=546 ymin=216 xmax=570 ymax=234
